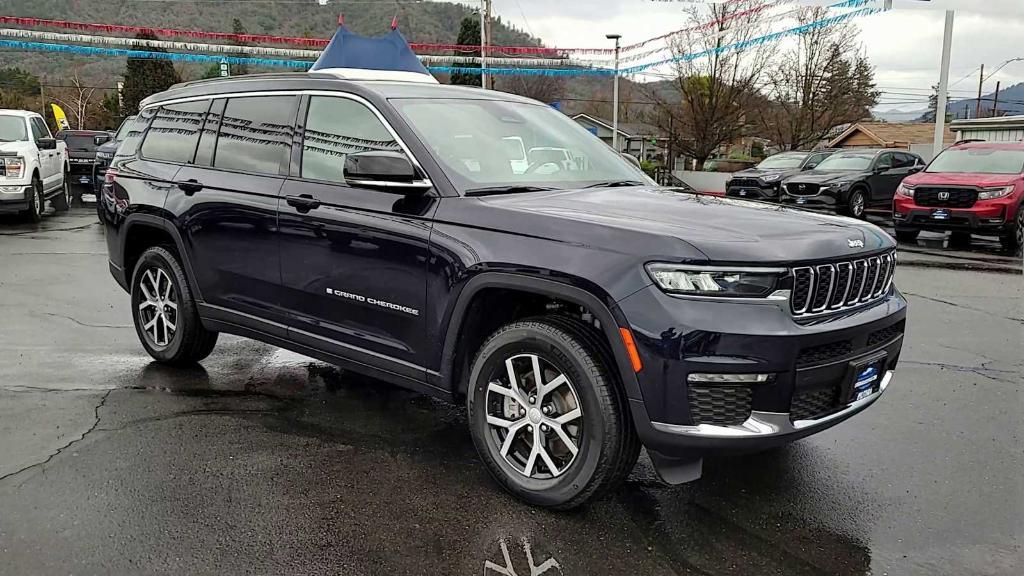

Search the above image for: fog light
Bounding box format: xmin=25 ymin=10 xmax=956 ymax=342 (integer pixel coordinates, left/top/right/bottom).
xmin=985 ymin=218 xmax=1005 ymax=224
xmin=687 ymin=373 xmax=772 ymax=384
xmin=893 ymin=212 xmax=906 ymax=220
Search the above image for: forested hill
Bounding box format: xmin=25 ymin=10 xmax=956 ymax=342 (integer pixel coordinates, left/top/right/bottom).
xmin=0 ymin=0 xmax=541 ymax=85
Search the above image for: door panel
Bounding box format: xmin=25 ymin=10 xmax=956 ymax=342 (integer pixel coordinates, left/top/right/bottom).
xmin=277 ymin=94 xmax=436 ymax=373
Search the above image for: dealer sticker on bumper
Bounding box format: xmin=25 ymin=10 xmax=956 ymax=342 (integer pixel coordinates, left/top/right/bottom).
xmin=853 ymin=365 xmax=880 ymax=401
xmin=932 ymin=209 xmax=950 ymax=220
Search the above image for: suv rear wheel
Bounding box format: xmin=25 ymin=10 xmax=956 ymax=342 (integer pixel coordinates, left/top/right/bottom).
xmin=131 ymin=246 xmax=218 ymax=365
xmin=52 ymin=173 xmax=71 ymax=213
xmin=466 ymin=317 xmax=639 ymax=509
xmin=1001 ymin=208 xmax=1023 ymax=251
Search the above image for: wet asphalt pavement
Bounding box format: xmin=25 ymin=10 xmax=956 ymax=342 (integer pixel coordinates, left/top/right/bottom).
xmin=0 ymin=205 xmax=1021 ymax=575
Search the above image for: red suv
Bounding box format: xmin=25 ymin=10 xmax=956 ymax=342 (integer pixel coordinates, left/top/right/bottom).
xmin=893 ymin=142 xmax=1024 ymax=251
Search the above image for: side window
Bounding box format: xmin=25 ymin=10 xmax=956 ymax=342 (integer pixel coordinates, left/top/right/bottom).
xmin=214 ymin=96 xmax=297 ymax=175
xmin=30 ymin=117 xmax=49 ymax=140
xmin=875 ymin=153 xmax=893 ymax=170
xmin=805 ymin=152 xmax=827 ymax=169
xmin=116 ymin=107 xmax=157 ymax=158
xmin=893 ymin=153 xmax=912 ymax=168
xmin=140 ymin=100 xmax=210 ymax=163
xmin=194 ymin=99 xmax=225 ymax=167
xmin=301 ymin=95 xmax=401 ymax=184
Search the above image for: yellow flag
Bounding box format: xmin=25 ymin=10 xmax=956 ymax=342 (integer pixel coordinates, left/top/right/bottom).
xmin=50 ymin=103 xmax=70 ymax=131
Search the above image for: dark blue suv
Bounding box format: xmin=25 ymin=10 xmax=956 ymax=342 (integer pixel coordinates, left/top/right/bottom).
xmin=102 ymin=72 xmax=907 ymax=509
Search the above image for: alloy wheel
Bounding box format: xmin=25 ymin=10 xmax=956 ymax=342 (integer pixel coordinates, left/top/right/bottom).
xmin=851 ymin=193 xmax=865 ymax=217
xmin=137 ymin=267 xmax=178 ymax=348
xmin=33 ymin=185 xmax=41 ymax=215
xmin=1016 ymin=210 xmax=1023 ymax=248
xmin=485 ymin=353 xmax=583 ymax=479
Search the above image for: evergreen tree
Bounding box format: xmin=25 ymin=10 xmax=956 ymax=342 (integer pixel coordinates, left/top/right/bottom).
xmin=450 ymin=17 xmax=481 ymax=87
xmin=231 ymin=18 xmax=250 ymax=76
xmin=121 ymin=32 xmax=181 ymax=114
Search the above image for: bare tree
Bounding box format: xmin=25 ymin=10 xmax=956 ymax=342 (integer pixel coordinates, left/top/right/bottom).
xmin=51 ymin=69 xmax=99 ymax=130
xmin=495 ymin=73 xmax=565 ymax=105
xmin=649 ymin=2 xmax=770 ymax=170
xmin=755 ymin=8 xmax=879 ymax=150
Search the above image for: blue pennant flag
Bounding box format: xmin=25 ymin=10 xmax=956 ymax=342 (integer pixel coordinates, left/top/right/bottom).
xmin=310 ymin=25 xmax=431 ymax=76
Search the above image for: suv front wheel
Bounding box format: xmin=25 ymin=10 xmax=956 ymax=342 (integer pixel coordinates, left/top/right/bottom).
xmin=1001 ymin=207 xmax=1023 ymax=251
xmin=466 ymin=318 xmax=640 ymax=509
xmin=131 ymin=246 xmax=218 ymax=365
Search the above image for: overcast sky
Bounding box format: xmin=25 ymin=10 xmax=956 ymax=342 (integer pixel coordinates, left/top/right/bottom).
xmin=482 ymin=0 xmax=1024 ymax=111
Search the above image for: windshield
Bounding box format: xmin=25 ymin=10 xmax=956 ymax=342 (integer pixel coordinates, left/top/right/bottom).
xmin=757 ymin=153 xmax=807 ymax=169
xmin=0 ymin=115 xmax=28 ymax=142
xmin=926 ymin=148 xmax=1024 ymax=174
xmin=392 ymin=98 xmax=653 ymax=192
xmin=815 ymin=152 xmax=874 ymax=171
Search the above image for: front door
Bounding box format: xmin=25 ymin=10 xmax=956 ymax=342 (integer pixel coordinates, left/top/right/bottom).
xmin=277 ymin=94 xmax=436 ymax=378
xmin=867 ymin=152 xmax=901 ymax=204
xmin=164 ymin=95 xmax=298 ymax=326
xmin=29 ymin=116 xmax=59 ymax=190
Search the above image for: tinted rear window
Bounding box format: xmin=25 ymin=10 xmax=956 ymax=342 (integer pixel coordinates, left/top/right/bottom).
xmin=141 ymin=100 xmax=210 ymax=163
xmin=62 ymin=135 xmax=101 ymax=151
xmin=214 ymin=96 xmax=296 ymax=175
xmin=927 ymin=148 xmax=1024 ymax=174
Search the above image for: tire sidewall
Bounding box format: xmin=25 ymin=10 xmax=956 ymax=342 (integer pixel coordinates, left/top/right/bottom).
xmin=130 ymin=248 xmax=188 ymax=361
xmin=848 ymin=189 xmax=866 ymax=218
xmin=27 ymin=177 xmax=43 ymax=220
xmin=467 ymin=325 xmax=608 ymax=506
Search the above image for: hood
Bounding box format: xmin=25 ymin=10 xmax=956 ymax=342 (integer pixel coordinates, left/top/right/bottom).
xmin=481 ymin=186 xmax=893 ymax=263
xmin=0 ymin=140 xmax=36 ymax=156
xmin=903 ymin=171 xmax=1022 ymax=188
xmin=730 ymin=167 xmax=800 ymax=181
xmin=785 ymin=169 xmax=867 ymax=185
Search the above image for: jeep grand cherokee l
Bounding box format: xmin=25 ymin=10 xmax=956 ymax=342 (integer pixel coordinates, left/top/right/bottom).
xmin=781 ymin=149 xmax=924 ymax=217
xmin=102 ymin=73 xmax=907 ymax=509
xmin=725 ymin=150 xmax=835 ymax=201
xmin=893 ymin=141 xmax=1023 ymax=251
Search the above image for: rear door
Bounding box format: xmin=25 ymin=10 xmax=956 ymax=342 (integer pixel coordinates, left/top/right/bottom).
xmin=276 ymin=93 xmax=436 ymax=377
xmin=168 ymin=95 xmax=299 ymax=329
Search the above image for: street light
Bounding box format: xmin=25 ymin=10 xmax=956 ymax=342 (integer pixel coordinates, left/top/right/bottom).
xmin=606 ymin=33 xmax=621 ymax=152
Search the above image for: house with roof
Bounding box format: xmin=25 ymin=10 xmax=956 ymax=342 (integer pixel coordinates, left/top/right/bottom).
xmin=571 ymin=113 xmax=667 ymax=162
xmin=949 ymin=115 xmax=1024 ymax=143
xmin=826 ymin=122 xmax=955 ymax=161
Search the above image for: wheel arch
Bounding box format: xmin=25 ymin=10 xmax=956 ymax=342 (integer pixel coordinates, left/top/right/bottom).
xmin=120 ymin=214 xmax=203 ymax=301
xmin=437 ymin=272 xmax=643 ymax=402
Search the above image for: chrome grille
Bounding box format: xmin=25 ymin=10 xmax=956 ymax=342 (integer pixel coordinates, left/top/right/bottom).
xmin=791 ymin=251 xmax=896 ymax=317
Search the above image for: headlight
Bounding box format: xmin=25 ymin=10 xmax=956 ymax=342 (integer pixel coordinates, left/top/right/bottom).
xmin=95 ymin=152 xmax=113 ymax=160
xmin=762 ymin=173 xmax=781 ymax=182
xmin=978 ymin=185 xmax=1014 ymax=200
xmin=2 ymin=157 xmax=25 ymax=179
xmin=827 ymin=181 xmax=850 ymax=190
xmin=896 ymin=183 xmax=915 ymax=197
xmin=646 ymin=264 xmax=787 ymax=298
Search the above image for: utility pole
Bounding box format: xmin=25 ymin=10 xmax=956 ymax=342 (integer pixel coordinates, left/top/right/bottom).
xmin=479 ymin=0 xmax=488 ymax=89
xmin=975 ymin=63 xmax=985 ymax=119
xmin=992 ymin=81 xmax=1001 ymax=117
xmin=668 ymin=115 xmax=675 ymax=172
xmin=606 ymin=33 xmax=621 ymax=152
xmin=933 ymin=10 xmax=953 ymax=158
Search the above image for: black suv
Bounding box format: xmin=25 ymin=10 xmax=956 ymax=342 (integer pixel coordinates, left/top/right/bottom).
xmin=725 ymin=150 xmax=835 ymax=201
xmin=102 ymin=73 xmax=907 ymax=509
xmin=780 ymin=148 xmax=924 ymax=217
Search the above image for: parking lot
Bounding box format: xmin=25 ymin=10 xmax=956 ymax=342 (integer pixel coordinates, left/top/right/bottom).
xmin=0 ymin=205 xmax=1020 ymax=575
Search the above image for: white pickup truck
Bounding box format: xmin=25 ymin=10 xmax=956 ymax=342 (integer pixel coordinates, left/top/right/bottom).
xmin=0 ymin=109 xmax=70 ymax=222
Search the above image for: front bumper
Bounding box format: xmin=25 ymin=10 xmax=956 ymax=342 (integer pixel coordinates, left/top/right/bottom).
xmin=617 ymin=283 xmax=906 ymax=459
xmin=725 ymin=184 xmax=780 ymax=201
xmin=894 ymin=197 xmax=1018 ymax=233
xmin=0 ymin=185 xmax=31 ymax=213
xmin=780 ymin=188 xmax=843 ymax=211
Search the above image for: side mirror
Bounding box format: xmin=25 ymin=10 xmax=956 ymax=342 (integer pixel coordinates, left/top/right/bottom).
xmin=344 ymin=151 xmax=431 ymax=195
xmin=908 ymin=166 xmax=923 ymax=174
xmin=803 ymin=163 xmax=818 ymax=170
xmin=36 ymin=137 xmax=57 ymax=150
xmin=94 ymin=135 xmax=111 ymax=146
xmin=620 ymin=152 xmax=642 ymax=169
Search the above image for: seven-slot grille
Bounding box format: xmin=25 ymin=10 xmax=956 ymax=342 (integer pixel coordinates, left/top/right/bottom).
xmin=915 ymin=187 xmax=977 ymax=208
xmin=790 ymin=251 xmax=896 ymax=316
xmin=785 ymin=182 xmax=820 ymax=196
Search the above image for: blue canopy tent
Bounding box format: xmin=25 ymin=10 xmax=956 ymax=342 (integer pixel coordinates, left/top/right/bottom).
xmin=310 ymin=20 xmax=437 ymax=83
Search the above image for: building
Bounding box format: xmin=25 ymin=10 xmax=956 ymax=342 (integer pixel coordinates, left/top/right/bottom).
xmin=827 ymin=122 xmax=955 ymax=161
xmin=571 ymin=113 xmax=666 ymax=162
xmin=949 ymin=115 xmax=1024 ymax=143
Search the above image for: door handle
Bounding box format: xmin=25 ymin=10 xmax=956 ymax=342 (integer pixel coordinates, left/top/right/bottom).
xmin=177 ymin=179 xmax=204 ymax=195
xmin=285 ymin=194 xmax=321 ymax=212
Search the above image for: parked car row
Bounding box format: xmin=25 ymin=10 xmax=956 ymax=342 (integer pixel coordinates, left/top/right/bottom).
xmin=726 ymin=144 xmax=1023 ymax=250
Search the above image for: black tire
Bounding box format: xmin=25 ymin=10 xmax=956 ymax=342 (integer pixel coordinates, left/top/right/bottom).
xmin=130 ymin=246 xmax=218 ymax=365
xmin=842 ymin=188 xmax=867 ymax=219
xmin=51 ymin=173 xmax=71 ymax=213
xmin=895 ymin=228 xmax=920 ymax=242
xmin=21 ymin=176 xmax=43 ymax=222
xmin=466 ymin=317 xmax=639 ymax=510
xmin=1000 ymin=208 xmax=1023 ymax=252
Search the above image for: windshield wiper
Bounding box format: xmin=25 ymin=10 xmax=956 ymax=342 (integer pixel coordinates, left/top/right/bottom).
xmin=465 ymin=185 xmax=559 ymax=197
xmin=583 ymin=180 xmax=646 ymax=189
